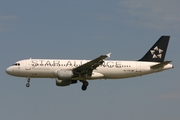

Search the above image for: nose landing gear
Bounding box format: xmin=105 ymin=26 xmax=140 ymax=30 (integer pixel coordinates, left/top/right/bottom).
xmin=26 ymin=78 xmax=30 ymax=87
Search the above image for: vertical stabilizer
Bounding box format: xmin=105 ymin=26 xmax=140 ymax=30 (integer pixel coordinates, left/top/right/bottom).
xmin=139 ymin=36 xmax=170 ymax=62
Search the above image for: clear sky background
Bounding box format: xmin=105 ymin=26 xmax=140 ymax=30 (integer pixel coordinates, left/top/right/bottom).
xmin=0 ymin=0 xmax=180 ymax=120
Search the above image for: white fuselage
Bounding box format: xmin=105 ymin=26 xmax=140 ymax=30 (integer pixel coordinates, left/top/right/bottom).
xmin=6 ymin=59 xmax=173 ymax=80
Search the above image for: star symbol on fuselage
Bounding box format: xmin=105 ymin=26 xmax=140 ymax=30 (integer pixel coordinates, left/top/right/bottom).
xmin=150 ymin=46 xmax=163 ymax=59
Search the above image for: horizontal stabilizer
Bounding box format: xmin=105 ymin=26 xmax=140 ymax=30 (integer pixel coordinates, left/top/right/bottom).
xmin=151 ymin=61 xmax=172 ymax=69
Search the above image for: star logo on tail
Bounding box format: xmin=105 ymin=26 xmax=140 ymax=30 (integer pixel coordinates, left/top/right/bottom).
xmin=150 ymin=46 xmax=163 ymax=59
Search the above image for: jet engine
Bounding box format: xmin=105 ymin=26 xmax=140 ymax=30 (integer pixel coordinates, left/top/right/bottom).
xmin=56 ymin=79 xmax=78 ymax=86
xmin=56 ymin=70 xmax=73 ymax=80
xmin=56 ymin=79 xmax=71 ymax=86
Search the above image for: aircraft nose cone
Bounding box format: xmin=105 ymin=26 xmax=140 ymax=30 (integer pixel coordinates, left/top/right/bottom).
xmin=6 ymin=67 xmax=12 ymax=75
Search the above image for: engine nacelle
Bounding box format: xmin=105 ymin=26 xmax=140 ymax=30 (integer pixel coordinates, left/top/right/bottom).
xmin=57 ymin=70 xmax=73 ymax=80
xmin=56 ymin=79 xmax=78 ymax=86
xmin=56 ymin=79 xmax=71 ymax=86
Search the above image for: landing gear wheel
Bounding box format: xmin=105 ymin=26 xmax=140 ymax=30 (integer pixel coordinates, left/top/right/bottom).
xmin=81 ymin=85 xmax=87 ymax=91
xmin=83 ymin=81 xmax=89 ymax=86
xmin=26 ymin=83 xmax=30 ymax=87
xmin=81 ymin=81 xmax=89 ymax=91
xmin=26 ymin=78 xmax=30 ymax=88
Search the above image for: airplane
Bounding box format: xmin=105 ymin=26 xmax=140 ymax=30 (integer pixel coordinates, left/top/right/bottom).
xmin=6 ymin=36 xmax=173 ymax=91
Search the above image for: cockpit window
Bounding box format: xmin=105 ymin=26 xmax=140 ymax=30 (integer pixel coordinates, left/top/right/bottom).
xmin=13 ymin=63 xmax=20 ymax=66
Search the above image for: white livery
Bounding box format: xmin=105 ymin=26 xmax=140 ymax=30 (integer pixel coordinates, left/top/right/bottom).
xmin=6 ymin=36 xmax=173 ymax=91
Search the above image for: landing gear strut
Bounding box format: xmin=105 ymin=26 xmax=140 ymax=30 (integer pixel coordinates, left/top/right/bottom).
xmin=81 ymin=81 xmax=89 ymax=91
xmin=26 ymin=78 xmax=30 ymax=87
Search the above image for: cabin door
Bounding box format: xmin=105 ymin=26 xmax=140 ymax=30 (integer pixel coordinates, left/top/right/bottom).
xmin=136 ymin=63 xmax=141 ymax=72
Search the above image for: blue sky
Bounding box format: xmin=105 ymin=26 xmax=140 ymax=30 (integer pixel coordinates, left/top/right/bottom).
xmin=0 ymin=0 xmax=180 ymax=120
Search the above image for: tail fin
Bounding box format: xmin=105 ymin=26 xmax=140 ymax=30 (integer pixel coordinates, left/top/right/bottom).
xmin=139 ymin=36 xmax=170 ymax=62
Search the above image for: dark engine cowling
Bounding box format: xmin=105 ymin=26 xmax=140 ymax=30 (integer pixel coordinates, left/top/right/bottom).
xmin=56 ymin=79 xmax=71 ymax=86
xmin=57 ymin=70 xmax=73 ymax=80
xmin=56 ymin=79 xmax=77 ymax=86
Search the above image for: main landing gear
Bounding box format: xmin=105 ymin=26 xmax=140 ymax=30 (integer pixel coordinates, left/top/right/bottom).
xmin=26 ymin=78 xmax=30 ymax=87
xmin=81 ymin=80 xmax=89 ymax=91
xmin=80 ymin=74 xmax=89 ymax=91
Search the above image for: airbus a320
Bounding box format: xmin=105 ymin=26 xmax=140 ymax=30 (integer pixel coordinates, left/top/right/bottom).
xmin=6 ymin=36 xmax=173 ymax=91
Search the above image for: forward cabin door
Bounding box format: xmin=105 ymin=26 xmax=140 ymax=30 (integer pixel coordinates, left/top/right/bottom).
xmin=26 ymin=60 xmax=31 ymax=70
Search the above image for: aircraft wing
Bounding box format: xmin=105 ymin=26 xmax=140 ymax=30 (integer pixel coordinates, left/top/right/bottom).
xmin=73 ymin=53 xmax=111 ymax=76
